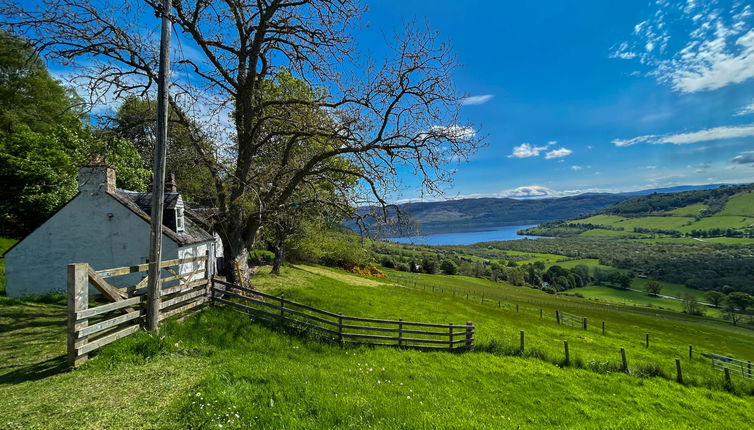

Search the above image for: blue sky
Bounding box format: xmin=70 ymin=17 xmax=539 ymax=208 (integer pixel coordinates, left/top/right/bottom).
xmin=360 ymin=0 xmax=754 ymax=201
xmin=35 ymin=0 xmax=754 ymax=201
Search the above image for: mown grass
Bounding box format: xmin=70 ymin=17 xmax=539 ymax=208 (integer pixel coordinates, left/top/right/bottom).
xmin=2 ymin=265 xmax=754 ymax=428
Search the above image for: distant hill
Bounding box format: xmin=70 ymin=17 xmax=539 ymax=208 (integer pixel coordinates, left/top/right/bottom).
xmin=615 ymin=184 xmax=735 ymax=196
xmin=353 ymin=194 xmax=629 ymax=237
xmin=522 ymin=183 xmax=754 ymax=238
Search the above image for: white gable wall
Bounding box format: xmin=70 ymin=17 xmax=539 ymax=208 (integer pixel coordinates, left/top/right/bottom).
xmin=5 ymin=191 xmax=180 ymax=297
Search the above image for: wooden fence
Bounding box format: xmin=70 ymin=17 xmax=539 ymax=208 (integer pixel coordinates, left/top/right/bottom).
xmin=67 ymin=254 xmax=210 ymax=368
xmin=212 ymin=279 xmax=475 ymax=352
xmin=557 ymin=310 xmax=588 ymax=329
xmin=704 ymin=353 xmax=754 ymax=380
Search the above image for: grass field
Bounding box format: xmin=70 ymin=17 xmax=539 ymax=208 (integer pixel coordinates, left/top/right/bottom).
xmin=2 ymin=265 xmax=754 ymax=428
xmin=667 ymin=203 xmax=708 ymax=216
xmin=572 ymin=279 xmax=709 ymax=314
xmin=718 ymin=192 xmax=754 ymax=217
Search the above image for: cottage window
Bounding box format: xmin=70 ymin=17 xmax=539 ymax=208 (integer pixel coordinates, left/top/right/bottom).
xmin=176 ymin=208 xmax=185 ymax=232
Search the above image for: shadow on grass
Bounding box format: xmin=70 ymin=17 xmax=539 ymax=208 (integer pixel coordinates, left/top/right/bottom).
xmin=0 ymin=356 xmax=67 ymax=385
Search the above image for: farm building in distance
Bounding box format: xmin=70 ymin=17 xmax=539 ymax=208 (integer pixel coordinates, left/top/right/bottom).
xmin=3 ymin=165 xmax=222 ymax=297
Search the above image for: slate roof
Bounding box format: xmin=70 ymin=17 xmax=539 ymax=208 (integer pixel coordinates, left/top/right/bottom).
xmin=111 ymin=190 xmax=214 ymax=247
xmin=120 ymin=191 xmax=182 ymax=212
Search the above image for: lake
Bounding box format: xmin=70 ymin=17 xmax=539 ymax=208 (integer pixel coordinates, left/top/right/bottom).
xmin=389 ymin=224 xmax=541 ymax=245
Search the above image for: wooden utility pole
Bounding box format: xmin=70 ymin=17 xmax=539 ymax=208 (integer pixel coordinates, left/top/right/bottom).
xmin=147 ymin=0 xmax=173 ymax=332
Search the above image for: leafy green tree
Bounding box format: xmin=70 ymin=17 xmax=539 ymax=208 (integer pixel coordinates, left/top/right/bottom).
xmin=0 ymin=32 xmax=148 ymax=235
xmin=108 ymin=96 xmax=213 ymax=202
xmin=704 ymin=291 xmax=726 ymax=308
xmin=422 ymin=258 xmax=437 ymax=274
xmin=725 ymin=292 xmax=754 ymax=313
xmin=645 ymin=281 xmax=662 ymax=296
xmin=0 ymin=31 xmax=91 ymax=234
xmin=681 ymin=293 xmax=704 ymax=316
xmin=440 ymin=260 xmax=458 ymax=276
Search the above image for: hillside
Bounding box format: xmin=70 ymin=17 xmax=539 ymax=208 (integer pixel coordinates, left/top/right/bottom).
xmin=356 ymin=194 xmax=630 ymax=236
xmin=352 ymin=184 xmax=735 ymax=238
xmin=2 ymin=265 xmax=753 ymax=428
xmin=523 ymin=184 xmax=754 ymax=240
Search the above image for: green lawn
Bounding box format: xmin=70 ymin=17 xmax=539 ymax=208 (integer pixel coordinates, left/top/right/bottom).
xmin=2 ymin=265 xmax=754 ymax=428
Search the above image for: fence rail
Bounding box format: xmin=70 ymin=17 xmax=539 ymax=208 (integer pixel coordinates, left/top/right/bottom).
xmin=67 ymin=255 xmax=210 ymax=368
xmin=558 ymin=310 xmax=587 ymax=329
xmin=704 ymin=353 xmax=754 ymax=380
xmin=211 ymin=279 xmax=474 ymax=352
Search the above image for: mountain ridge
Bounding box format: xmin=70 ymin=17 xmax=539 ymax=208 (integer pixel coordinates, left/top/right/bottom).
xmin=355 ymin=183 xmax=733 ymax=237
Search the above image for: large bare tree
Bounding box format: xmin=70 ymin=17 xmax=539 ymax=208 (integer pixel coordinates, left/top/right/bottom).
xmin=1 ymin=0 xmax=482 ymax=282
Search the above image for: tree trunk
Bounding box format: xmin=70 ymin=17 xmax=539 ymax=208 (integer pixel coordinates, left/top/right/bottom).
xmin=219 ymin=215 xmax=259 ymax=287
xmin=271 ymin=237 xmax=284 ymax=275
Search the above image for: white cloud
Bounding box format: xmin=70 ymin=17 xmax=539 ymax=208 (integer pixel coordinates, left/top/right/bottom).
xmin=460 ymin=94 xmax=494 ymax=106
xmin=645 ymin=165 xmax=657 ymax=169
xmin=508 ymin=143 xmax=549 ymax=158
xmin=613 ymin=123 xmax=754 ymax=146
xmin=667 ymin=29 xmax=754 ymax=93
xmin=735 ymin=100 xmax=754 ymax=116
xmin=503 ymin=185 xmax=557 ymax=198
xmin=614 ymin=2 xmax=754 ymax=93
xmin=544 ymin=147 xmax=573 ymax=159
xmin=571 ymin=165 xmax=587 ymax=171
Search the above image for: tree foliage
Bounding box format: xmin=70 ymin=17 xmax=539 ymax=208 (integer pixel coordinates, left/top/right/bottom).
xmin=0 ymin=31 xmax=149 ymax=235
xmin=2 ymin=1 xmax=482 ymax=282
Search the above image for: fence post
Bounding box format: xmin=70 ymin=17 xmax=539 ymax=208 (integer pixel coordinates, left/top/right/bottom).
xmin=582 ymin=317 xmax=587 ymax=330
xmin=516 ymin=304 xmax=519 ymax=312
xmin=689 ymin=344 xmax=693 ymax=360
xmin=338 ymin=313 xmax=343 ymax=345
xmin=645 ymin=333 xmax=649 ymax=348
xmin=498 ymin=300 xmax=500 ymax=308
xmin=67 ymin=263 xmax=89 ymax=369
xmin=602 ymin=321 xmax=605 ymax=335
xmin=540 ymin=309 xmax=543 ymax=319
xmin=466 ymin=321 xmax=474 ymax=350
xmin=556 ymin=310 xmax=561 ymax=325
xmin=724 ymin=368 xmax=732 ymax=390
xmin=279 ymin=294 xmax=285 ymax=328
xmin=564 ymin=340 xmax=570 ymax=365
xmin=398 ymin=318 xmax=403 ymax=348
xmin=620 ymin=348 xmax=628 ymax=372
xmin=448 ymin=323 xmax=453 ymax=352
xmin=466 ymin=293 xmax=468 ymax=300
xmin=519 ymin=330 xmax=525 ymax=353
xmin=748 ymin=361 xmax=751 ymax=378
xmin=676 ymin=359 xmax=683 ymax=383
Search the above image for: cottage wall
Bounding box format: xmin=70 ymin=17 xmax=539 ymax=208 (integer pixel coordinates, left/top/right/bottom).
xmin=4 ymin=191 xmax=180 ymax=297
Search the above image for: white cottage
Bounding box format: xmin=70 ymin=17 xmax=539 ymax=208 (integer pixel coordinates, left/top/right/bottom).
xmin=3 ymin=165 xmax=222 ymax=297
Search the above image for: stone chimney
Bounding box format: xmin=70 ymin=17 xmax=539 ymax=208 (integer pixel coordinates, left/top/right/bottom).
xmin=165 ymin=173 xmax=178 ymax=193
xmin=78 ymin=164 xmax=116 ymax=194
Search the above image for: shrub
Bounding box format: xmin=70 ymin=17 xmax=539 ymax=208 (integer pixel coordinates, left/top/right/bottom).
xmin=440 ymin=259 xmax=458 ymax=275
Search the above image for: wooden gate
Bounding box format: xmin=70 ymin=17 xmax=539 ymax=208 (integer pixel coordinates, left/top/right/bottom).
xmin=67 ymin=254 xmax=209 ymax=368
